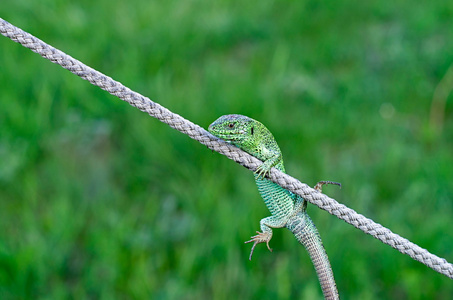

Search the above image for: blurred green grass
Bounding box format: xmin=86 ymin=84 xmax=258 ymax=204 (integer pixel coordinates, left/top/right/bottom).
xmin=1 ymin=0 xmax=452 ymax=299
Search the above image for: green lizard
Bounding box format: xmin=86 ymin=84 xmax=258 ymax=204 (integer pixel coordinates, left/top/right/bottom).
xmin=208 ymin=114 xmax=340 ymax=300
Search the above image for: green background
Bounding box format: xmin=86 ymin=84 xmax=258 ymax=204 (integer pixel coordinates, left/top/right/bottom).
xmin=1 ymin=1 xmax=452 ymax=299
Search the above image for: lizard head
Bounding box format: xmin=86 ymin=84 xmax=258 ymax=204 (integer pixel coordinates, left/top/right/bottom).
xmin=208 ymin=114 xmax=284 ymax=171
xmin=208 ymin=114 xmax=256 ymax=145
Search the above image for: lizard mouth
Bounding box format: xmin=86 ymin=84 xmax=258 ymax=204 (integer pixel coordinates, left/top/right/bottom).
xmin=210 ymin=128 xmax=247 ymax=142
xmin=213 ymin=133 xmax=243 ymax=142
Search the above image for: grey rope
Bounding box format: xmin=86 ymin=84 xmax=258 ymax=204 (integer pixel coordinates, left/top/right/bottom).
xmin=1 ymin=17 xmax=452 ymax=279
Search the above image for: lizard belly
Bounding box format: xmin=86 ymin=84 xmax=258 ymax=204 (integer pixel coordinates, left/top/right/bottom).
xmin=255 ymin=177 xmax=295 ymax=220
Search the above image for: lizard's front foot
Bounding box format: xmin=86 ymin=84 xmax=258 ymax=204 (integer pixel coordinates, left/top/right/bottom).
xmin=254 ymin=164 xmax=270 ymax=179
xmin=245 ymin=231 xmax=272 ymax=261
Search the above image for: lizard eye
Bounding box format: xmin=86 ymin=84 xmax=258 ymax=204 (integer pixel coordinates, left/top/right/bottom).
xmin=228 ymin=123 xmax=234 ymax=128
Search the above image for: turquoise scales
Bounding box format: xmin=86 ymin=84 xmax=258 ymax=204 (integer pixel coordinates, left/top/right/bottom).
xmin=209 ymin=114 xmax=339 ymax=300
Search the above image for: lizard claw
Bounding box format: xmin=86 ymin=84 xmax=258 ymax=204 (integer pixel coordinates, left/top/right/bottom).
xmin=254 ymin=165 xmax=270 ymax=180
xmin=245 ymin=231 xmax=272 ymax=260
xmin=314 ymin=181 xmax=342 ymax=193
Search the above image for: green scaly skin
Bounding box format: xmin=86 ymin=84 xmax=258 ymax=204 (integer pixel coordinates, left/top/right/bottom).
xmin=209 ymin=114 xmax=339 ymax=300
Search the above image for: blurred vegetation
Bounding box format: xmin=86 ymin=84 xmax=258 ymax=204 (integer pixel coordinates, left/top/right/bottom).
xmin=1 ymin=0 xmax=452 ymax=299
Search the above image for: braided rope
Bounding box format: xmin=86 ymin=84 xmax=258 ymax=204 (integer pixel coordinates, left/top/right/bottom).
xmin=1 ymin=17 xmax=452 ymax=279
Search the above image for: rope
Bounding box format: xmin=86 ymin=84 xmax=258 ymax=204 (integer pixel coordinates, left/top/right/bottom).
xmin=1 ymin=17 xmax=452 ymax=279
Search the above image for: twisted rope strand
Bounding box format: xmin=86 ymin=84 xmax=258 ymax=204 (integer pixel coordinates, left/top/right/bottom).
xmin=1 ymin=18 xmax=452 ymax=279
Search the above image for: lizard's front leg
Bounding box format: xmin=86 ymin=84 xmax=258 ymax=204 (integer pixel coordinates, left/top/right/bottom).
xmin=254 ymin=149 xmax=282 ymax=179
xmin=245 ymin=215 xmax=287 ymax=260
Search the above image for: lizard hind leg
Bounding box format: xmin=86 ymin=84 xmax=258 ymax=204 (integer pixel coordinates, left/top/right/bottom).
xmin=314 ymin=181 xmax=342 ymax=193
xmin=245 ymin=216 xmax=287 ymax=260
xmin=245 ymin=231 xmax=273 ymax=261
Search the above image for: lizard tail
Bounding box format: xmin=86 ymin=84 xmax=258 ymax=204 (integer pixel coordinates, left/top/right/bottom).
xmin=287 ymin=212 xmax=339 ymax=300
